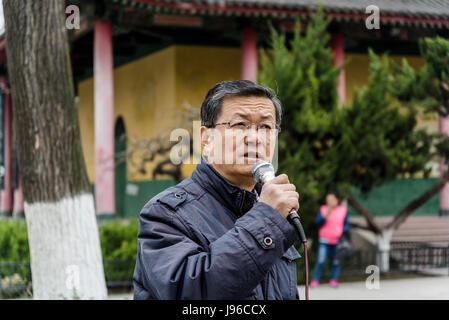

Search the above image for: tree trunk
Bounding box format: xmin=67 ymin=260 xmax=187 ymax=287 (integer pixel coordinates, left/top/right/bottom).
xmin=347 ymin=192 xmax=382 ymax=234
xmin=375 ymin=228 xmax=393 ymax=272
xmin=3 ymin=1 xmax=107 ymax=299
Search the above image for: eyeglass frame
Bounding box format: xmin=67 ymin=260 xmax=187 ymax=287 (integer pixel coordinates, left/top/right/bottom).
xmin=208 ymin=120 xmax=281 ymax=133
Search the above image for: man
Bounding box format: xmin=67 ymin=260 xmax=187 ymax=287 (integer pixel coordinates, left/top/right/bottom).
xmin=133 ymin=80 xmax=301 ymax=300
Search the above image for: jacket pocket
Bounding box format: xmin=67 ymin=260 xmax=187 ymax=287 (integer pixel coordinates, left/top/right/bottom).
xmin=281 ymin=245 xmax=301 ymax=300
xmin=281 ymin=245 xmax=302 ymax=262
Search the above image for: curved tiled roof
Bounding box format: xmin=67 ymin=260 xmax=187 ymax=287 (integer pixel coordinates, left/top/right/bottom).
xmin=112 ymin=0 xmax=449 ymax=25
xmin=145 ymin=0 xmax=449 ymax=18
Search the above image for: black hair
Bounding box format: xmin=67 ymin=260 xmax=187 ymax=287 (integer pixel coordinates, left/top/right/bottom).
xmin=200 ymin=80 xmax=282 ymax=127
xmin=326 ymin=190 xmax=340 ymax=200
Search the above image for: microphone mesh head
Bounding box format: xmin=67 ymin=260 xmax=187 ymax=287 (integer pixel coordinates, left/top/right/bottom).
xmin=252 ymin=161 xmax=275 ymax=184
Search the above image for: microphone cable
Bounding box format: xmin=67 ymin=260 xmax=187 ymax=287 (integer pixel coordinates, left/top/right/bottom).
xmin=287 ymin=210 xmax=309 ymax=300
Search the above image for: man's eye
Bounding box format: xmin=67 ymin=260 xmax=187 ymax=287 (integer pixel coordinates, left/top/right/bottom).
xmin=260 ymin=124 xmax=273 ymax=130
xmin=232 ymin=122 xmax=247 ymax=128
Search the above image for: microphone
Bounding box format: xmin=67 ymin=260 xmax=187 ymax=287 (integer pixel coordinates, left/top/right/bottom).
xmin=252 ymin=161 xmax=307 ymax=244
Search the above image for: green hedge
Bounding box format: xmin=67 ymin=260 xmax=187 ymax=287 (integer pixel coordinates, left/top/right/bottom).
xmin=0 ymin=220 xmax=30 ymax=262
xmin=0 ymin=218 xmax=139 ymax=262
xmin=98 ymin=219 xmax=139 ymax=261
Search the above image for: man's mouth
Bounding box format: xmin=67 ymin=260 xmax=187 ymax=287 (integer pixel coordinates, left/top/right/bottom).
xmin=243 ymin=152 xmax=261 ymax=160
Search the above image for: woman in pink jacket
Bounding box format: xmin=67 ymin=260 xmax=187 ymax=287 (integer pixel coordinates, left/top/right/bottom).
xmin=310 ymin=191 xmax=349 ymax=288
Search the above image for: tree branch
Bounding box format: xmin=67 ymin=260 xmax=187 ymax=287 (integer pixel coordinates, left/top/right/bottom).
xmin=347 ymin=191 xmax=382 ymax=234
xmin=386 ymin=170 xmax=449 ymax=230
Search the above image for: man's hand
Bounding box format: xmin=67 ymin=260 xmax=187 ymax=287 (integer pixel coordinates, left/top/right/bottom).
xmin=258 ymin=174 xmax=299 ymax=218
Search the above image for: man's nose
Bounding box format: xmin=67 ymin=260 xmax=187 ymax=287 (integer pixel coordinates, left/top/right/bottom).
xmin=244 ymin=125 xmax=260 ymax=145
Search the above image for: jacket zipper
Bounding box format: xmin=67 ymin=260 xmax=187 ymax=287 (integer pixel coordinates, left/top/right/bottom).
xmin=239 ymin=191 xmax=246 ymax=215
xmin=257 ymin=271 xmax=270 ymax=299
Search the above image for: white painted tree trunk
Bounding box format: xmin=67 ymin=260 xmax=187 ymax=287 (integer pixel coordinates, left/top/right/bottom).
xmin=24 ymin=194 xmax=107 ymax=300
xmin=375 ymin=228 xmax=393 ymax=273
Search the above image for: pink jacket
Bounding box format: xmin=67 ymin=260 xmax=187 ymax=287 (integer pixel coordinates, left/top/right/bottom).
xmin=317 ymin=205 xmax=348 ymax=245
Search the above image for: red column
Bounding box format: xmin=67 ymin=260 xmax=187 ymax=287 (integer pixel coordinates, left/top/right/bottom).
xmin=241 ymin=27 xmax=258 ymax=83
xmin=331 ymin=33 xmax=346 ymax=106
xmin=0 ymin=77 xmax=13 ymax=217
xmin=13 ymin=171 xmax=24 ymax=218
xmin=94 ymin=20 xmax=115 ymax=215
xmin=439 ymin=116 xmax=449 ymax=216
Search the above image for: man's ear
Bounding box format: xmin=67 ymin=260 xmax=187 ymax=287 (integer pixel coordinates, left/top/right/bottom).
xmin=200 ymin=126 xmax=211 ymax=150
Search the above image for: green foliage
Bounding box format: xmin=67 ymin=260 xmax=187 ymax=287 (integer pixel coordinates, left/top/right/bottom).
xmin=420 ymin=37 xmax=449 ymax=115
xmin=390 ymin=37 xmax=449 ymax=161
xmin=391 ymin=37 xmax=449 ymax=116
xmin=337 ymin=50 xmax=435 ymax=193
xmin=98 ymin=218 xmax=139 ymax=260
xmin=0 ymin=219 xmax=30 ymax=262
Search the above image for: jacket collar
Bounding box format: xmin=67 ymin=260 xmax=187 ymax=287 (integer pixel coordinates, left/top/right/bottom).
xmin=191 ymin=158 xmax=262 ymax=218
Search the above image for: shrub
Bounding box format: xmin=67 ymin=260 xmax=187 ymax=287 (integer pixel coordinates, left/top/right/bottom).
xmin=99 ymin=218 xmax=139 ymax=261
xmin=0 ymin=273 xmax=32 ymax=299
xmin=0 ymin=219 xmax=29 ymax=262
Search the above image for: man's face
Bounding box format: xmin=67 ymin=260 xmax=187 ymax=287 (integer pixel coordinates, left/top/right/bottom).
xmin=201 ymin=95 xmax=278 ymax=179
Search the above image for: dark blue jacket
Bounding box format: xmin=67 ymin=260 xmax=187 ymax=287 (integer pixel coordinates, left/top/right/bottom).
xmin=133 ymin=161 xmax=301 ymax=300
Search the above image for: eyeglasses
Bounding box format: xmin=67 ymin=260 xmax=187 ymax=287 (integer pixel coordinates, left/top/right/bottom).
xmin=212 ymin=119 xmax=281 ymax=133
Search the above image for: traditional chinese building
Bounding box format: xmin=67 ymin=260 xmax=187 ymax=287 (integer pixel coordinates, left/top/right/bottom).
xmin=1 ymin=0 xmax=449 ymax=224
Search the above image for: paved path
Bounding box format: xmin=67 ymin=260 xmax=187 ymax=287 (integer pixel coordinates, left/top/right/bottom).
xmin=108 ymin=276 xmax=449 ymax=300
xmin=108 ymin=291 xmax=133 ymax=300
xmin=298 ymin=275 xmax=449 ymax=300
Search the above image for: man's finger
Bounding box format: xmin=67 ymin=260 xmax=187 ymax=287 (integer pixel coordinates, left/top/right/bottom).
xmin=269 ymin=174 xmax=289 ymax=185
xmin=287 ymin=197 xmax=300 ymax=211
xmin=277 ymin=184 xmax=296 ymax=192
xmin=284 ymin=191 xmax=299 ymax=199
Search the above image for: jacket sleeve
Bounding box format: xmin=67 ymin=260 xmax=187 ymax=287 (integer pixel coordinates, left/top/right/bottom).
xmin=134 ymin=201 xmax=298 ymax=300
xmin=315 ymin=209 xmax=325 ymax=227
xmin=343 ymin=210 xmax=350 ymax=232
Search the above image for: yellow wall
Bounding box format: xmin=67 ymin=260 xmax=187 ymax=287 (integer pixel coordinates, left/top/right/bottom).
xmin=174 ymin=45 xmax=242 ymax=177
xmin=174 ymin=45 xmax=241 ymax=108
xmin=78 ymin=46 xmax=176 ymax=182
